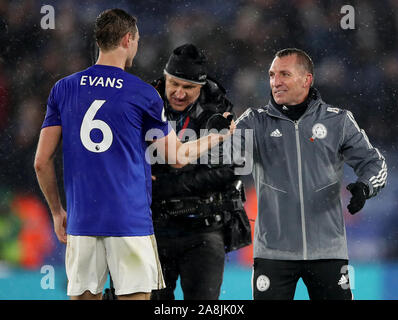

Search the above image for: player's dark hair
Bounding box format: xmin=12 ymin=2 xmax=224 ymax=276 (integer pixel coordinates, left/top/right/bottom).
xmin=94 ymin=9 xmax=137 ymax=51
xmin=275 ymin=48 xmax=314 ymax=76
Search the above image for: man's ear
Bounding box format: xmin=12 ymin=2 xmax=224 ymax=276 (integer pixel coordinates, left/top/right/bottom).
xmin=120 ymin=32 xmax=130 ymax=48
xmin=304 ymin=73 xmax=313 ymax=88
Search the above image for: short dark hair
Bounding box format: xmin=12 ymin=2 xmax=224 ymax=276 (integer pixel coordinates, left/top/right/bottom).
xmin=275 ymin=48 xmax=314 ymax=76
xmin=94 ymin=9 xmax=137 ymax=51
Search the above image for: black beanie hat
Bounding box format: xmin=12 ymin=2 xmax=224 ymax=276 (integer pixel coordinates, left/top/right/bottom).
xmin=164 ymin=44 xmax=207 ymax=85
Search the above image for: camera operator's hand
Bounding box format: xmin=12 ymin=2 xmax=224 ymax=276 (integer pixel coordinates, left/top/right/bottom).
xmin=206 ymin=112 xmax=234 ymax=131
xmin=346 ymin=182 xmax=369 ymax=215
xmin=224 ymin=112 xmax=236 ymax=136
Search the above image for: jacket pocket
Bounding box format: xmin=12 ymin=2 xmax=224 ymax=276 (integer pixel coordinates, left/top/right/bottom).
xmin=310 ymin=180 xmax=344 ymax=237
xmin=258 ymin=182 xmax=302 ymax=252
xmin=260 ymin=181 xmax=287 ymax=194
xmin=314 ymin=180 xmax=339 ymax=193
xmin=311 ymin=180 xmax=341 ymax=211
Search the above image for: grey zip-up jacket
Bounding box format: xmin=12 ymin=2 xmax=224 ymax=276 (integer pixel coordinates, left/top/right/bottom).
xmin=234 ymin=89 xmax=387 ymax=260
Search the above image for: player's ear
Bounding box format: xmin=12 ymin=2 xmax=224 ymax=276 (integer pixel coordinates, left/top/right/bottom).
xmin=120 ymin=32 xmax=130 ymax=48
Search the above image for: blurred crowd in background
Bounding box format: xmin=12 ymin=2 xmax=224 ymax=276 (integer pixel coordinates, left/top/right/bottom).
xmin=0 ymin=0 xmax=397 ymax=270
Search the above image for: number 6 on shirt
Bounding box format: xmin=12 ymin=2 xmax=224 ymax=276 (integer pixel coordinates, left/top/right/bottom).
xmin=80 ymin=99 xmax=113 ymax=153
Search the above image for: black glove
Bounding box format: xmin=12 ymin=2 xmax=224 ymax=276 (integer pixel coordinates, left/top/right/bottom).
xmin=346 ymin=182 xmax=369 ymax=215
xmin=206 ymin=113 xmax=234 ymax=131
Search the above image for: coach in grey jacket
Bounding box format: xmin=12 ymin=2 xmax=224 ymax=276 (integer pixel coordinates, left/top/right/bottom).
xmin=234 ymin=48 xmax=387 ymax=300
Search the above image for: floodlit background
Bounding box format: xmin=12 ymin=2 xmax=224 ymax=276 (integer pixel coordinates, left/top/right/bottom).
xmin=0 ymin=0 xmax=397 ymax=300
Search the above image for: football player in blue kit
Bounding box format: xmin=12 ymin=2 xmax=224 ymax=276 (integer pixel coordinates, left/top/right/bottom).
xmin=34 ymin=9 xmax=234 ymax=300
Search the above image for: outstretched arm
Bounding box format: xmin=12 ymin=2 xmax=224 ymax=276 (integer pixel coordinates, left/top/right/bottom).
xmin=153 ymin=112 xmax=236 ymax=168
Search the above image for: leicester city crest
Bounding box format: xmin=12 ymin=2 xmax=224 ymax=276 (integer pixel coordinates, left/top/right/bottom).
xmin=310 ymin=123 xmax=327 ymax=141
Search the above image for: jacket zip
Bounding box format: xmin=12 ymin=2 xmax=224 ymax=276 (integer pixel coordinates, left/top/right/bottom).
xmin=294 ymin=120 xmax=307 ymax=260
xmin=266 ymin=107 xmax=310 ymax=260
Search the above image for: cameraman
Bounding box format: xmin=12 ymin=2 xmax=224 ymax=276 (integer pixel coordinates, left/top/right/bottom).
xmin=150 ymin=44 xmax=250 ymax=300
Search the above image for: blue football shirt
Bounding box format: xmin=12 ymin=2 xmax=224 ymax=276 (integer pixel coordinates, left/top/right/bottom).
xmin=42 ymin=64 xmax=171 ymax=236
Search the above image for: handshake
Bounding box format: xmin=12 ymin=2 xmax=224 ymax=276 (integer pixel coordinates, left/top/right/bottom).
xmin=206 ymin=112 xmax=235 ymax=131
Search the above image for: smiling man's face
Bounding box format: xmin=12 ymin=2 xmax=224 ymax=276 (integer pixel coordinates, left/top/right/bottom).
xmin=269 ymin=54 xmax=312 ymax=106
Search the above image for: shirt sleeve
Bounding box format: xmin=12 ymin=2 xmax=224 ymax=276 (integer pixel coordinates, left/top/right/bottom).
xmin=42 ymin=81 xmax=62 ymax=128
xmin=143 ymin=87 xmax=172 ymax=139
xmin=341 ymin=110 xmax=387 ymax=197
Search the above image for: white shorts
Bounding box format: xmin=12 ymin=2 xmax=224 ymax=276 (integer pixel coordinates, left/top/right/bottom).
xmin=65 ymin=234 xmax=165 ymax=296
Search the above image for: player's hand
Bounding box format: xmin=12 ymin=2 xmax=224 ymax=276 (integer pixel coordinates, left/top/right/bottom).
xmin=52 ymin=208 xmax=67 ymax=244
xmin=346 ymin=182 xmax=369 ymax=215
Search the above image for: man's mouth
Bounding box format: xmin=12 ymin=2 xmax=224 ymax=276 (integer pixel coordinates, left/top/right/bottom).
xmin=274 ymin=90 xmax=287 ymax=96
xmin=171 ymin=97 xmax=185 ymax=104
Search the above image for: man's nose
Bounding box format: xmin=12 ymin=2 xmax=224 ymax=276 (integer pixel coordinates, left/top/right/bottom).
xmin=272 ymin=74 xmax=283 ymax=87
xmin=174 ymin=87 xmax=186 ymax=99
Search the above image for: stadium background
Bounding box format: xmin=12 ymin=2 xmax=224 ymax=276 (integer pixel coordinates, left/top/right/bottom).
xmin=0 ymin=0 xmax=397 ymax=299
